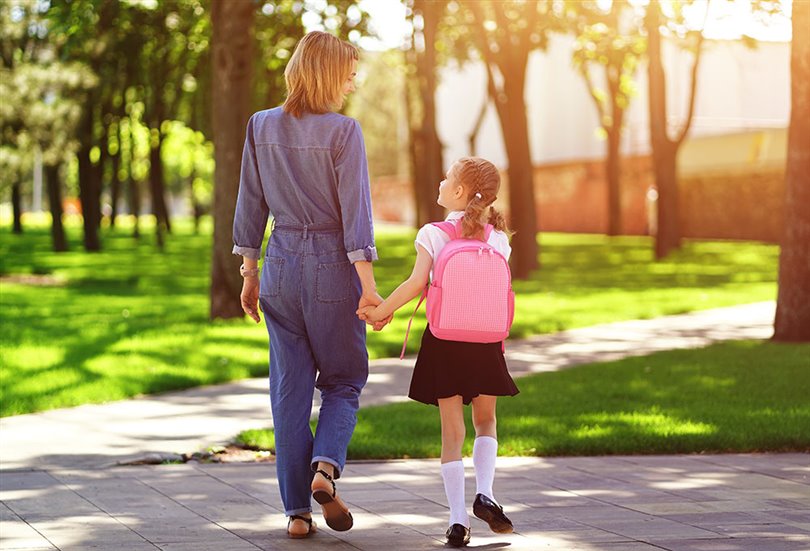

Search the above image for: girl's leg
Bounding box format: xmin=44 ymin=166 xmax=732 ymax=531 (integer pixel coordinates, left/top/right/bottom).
xmin=438 ymin=396 xmax=469 ymax=528
xmin=471 ymin=395 xmax=513 ymax=533
xmin=471 ymin=395 xmax=498 ymax=499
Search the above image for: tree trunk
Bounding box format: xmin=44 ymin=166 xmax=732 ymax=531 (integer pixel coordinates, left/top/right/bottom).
xmin=189 ymin=168 xmax=202 ymax=235
xmin=606 ymin=124 xmax=622 ymax=236
xmin=494 ymin=61 xmax=539 ymax=279
xmin=411 ymin=0 xmax=445 ymax=227
xmin=469 ymin=1 xmax=540 ymax=280
xmin=646 ymin=3 xmax=681 ymax=259
xmin=606 ymin=68 xmax=624 ymax=236
xmin=129 ymin=176 xmax=141 ymax=239
xmin=414 ymin=0 xmax=444 ymax=226
xmin=654 ymin=142 xmax=681 ymax=259
xmin=128 ymin=116 xmax=141 ymax=239
xmin=11 ymin=182 xmax=23 ymax=234
xmin=773 ymin=0 xmax=810 ymax=342
xmin=78 ymin=103 xmax=101 ymax=251
xmin=45 ymin=163 xmax=68 ymax=252
xmin=149 ymin=139 xmax=168 ymax=249
xmin=95 ymin=120 xmax=108 ymax=229
xmin=210 ymin=0 xmax=255 ymax=320
xmin=110 ymin=122 xmax=122 ymax=229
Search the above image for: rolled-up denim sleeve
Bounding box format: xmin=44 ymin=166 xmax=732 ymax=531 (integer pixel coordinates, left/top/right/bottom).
xmin=335 ymin=120 xmax=377 ymax=263
xmin=232 ymin=114 xmax=269 ymax=260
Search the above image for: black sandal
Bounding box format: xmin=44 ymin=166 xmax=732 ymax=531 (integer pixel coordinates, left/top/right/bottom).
xmin=287 ymin=514 xmax=316 ymax=539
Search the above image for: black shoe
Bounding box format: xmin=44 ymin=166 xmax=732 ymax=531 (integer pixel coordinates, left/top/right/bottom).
xmin=473 ymin=493 xmax=513 ymax=534
xmin=445 ymin=523 xmax=471 ymax=547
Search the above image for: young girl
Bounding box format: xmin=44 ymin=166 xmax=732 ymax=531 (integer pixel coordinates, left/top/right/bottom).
xmin=357 ymin=157 xmax=519 ymax=547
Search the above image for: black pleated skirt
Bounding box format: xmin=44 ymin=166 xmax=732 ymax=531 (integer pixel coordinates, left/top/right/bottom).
xmin=408 ymin=325 xmax=520 ymax=407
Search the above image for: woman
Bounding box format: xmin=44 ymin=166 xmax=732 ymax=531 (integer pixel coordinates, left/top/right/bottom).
xmin=232 ymin=31 xmax=388 ymax=539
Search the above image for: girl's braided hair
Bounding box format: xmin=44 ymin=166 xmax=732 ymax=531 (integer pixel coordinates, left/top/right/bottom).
xmin=453 ymin=157 xmax=513 ymax=240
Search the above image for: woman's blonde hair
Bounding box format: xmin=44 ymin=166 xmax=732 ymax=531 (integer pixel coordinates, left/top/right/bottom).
xmin=283 ymin=31 xmax=358 ymax=118
xmin=453 ymin=157 xmax=513 ymax=240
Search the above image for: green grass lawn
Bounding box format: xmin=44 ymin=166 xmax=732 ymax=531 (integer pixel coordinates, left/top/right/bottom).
xmin=237 ymin=340 xmax=810 ymax=457
xmin=1 ymin=214 xmax=779 ymax=417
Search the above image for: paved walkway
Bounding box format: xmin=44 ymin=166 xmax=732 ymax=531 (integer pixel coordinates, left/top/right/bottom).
xmin=2 ymin=302 xmax=809 ymax=550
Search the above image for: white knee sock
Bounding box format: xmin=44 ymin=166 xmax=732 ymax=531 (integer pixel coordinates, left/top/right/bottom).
xmin=441 ymin=460 xmax=469 ymax=527
xmin=473 ymin=436 xmax=498 ymax=501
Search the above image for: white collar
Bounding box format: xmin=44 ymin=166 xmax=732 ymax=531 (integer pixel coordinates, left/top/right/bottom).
xmin=446 ymin=211 xmax=464 ymax=221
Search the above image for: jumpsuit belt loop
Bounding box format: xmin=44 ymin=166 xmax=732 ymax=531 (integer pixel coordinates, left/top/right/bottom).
xmin=303 ymin=224 xmax=308 ymax=240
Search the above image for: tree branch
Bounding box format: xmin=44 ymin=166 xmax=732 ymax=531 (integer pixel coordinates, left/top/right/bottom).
xmin=581 ymin=62 xmax=607 ymax=129
xmin=675 ymin=1 xmax=709 ymax=147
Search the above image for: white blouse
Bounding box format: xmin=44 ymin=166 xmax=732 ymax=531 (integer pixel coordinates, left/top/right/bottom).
xmin=415 ymin=211 xmax=512 ymax=275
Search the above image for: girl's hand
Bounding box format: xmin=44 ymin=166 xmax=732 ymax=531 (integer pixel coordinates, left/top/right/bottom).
xmin=240 ymin=277 xmax=261 ymax=323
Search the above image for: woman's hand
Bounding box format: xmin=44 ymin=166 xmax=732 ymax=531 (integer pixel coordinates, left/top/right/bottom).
xmin=240 ymin=277 xmax=261 ymax=323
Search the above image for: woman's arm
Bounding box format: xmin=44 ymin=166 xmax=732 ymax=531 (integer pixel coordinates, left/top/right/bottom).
xmin=232 ymin=114 xmax=269 ymax=260
xmin=335 ymin=120 xmax=377 ymax=264
xmin=360 ymin=245 xmax=432 ymax=322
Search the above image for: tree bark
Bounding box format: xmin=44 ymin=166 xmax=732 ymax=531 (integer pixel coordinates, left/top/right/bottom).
xmin=78 ymin=101 xmax=101 ymax=251
xmin=470 ymin=2 xmax=539 ymax=279
xmin=45 ymin=163 xmax=68 ymax=252
xmin=499 ymin=70 xmax=538 ymax=278
xmin=11 ymin=182 xmax=23 ymax=234
xmin=210 ymin=0 xmax=255 ymax=320
xmin=606 ymin=124 xmax=622 ymax=236
xmin=110 ymin=120 xmax=122 ymax=229
xmin=189 ymin=168 xmax=202 ymax=235
xmin=127 ymin=115 xmax=141 ymax=239
xmin=646 ymin=2 xmax=705 ymax=259
xmin=95 ymin=114 xmax=108 ymax=229
xmin=606 ymin=67 xmax=624 ymax=236
xmin=646 ymin=3 xmax=681 ymax=258
xmin=410 ymin=0 xmax=445 ymax=227
xmin=773 ymin=1 xmax=810 ymax=342
xmin=149 ymin=138 xmax=169 ymax=249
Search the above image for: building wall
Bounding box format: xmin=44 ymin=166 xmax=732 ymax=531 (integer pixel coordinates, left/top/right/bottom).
xmin=371 ymin=154 xmax=785 ymax=243
xmin=436 ymin=36 xmax=790 ymax=170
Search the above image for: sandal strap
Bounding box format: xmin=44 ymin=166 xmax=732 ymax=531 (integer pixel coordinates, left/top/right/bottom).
xmin=315 ymin=469 xmax=337 ymax=497
xmin=289 ymin=514 xmax=313 ymax=526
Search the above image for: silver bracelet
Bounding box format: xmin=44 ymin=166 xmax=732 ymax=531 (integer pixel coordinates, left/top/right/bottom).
xmin=239 ymin=264 xmax=259 ymax=278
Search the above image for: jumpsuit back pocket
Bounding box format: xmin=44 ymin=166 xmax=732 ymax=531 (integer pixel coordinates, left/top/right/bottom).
xmin=316 ymin=261 xmax=352 ymax=303
xmin=260 ymin=256 xmax=284 ymax=298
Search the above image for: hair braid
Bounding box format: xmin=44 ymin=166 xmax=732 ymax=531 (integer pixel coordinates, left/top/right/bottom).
xmin=454 ymin=157 xmax=512 ymax=239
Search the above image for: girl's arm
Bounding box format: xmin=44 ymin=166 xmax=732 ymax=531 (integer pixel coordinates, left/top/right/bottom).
xmin=360 ymin=245 xmax=432 ymax=322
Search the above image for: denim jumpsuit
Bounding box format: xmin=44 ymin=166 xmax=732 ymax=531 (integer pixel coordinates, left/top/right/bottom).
xmin=232 ymin=107 xmax=377 ymax=516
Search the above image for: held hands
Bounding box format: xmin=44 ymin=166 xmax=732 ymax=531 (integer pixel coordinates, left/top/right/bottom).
xmin=357 ymin=291 xmax=392 ymax=331
xmin=357 ymin=305 xmax=382 ymax=322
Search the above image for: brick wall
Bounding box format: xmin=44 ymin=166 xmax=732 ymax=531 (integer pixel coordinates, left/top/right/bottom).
xmin=370 ymin=158 xmax=785 ymax=242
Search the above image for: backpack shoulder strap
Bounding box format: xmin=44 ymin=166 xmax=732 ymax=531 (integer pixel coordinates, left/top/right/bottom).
xmin=431 ymin=221 xmax=458 ymax=240
xmin=400 ymin=284 xmax=429 ymax=360
xmin=483 ymin=224 xmax=494 ymax=241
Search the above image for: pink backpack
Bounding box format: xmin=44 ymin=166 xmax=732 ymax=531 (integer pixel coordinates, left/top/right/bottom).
xmin=400 ymin=221 xmax=515 ymax=359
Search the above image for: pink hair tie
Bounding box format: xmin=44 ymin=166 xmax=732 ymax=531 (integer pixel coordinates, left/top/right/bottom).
xmin=475 ymin=192 xmax=482 ymax=199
